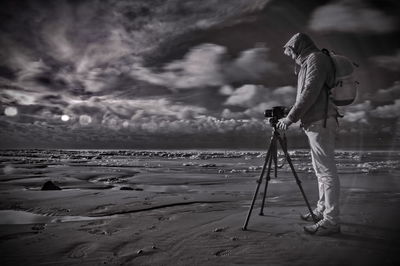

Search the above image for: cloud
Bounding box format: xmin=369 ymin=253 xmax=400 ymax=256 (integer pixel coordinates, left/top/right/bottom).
xmin=225 ymin=84 xmax=296 ymax=108
xmin=370 ymin=99 xmax=400 ymax=118
xmin=370 ymin=50 xmax=400 ymax=72
xmin=16 ymin=60 xmax=51 ymax=83
xmin=74 ymin=28 xmax=133 ymax=74
xmin=219 ymin=85 xmax=235 ymax=96
xmin=0 ymin=92 xmax=270 ymax=144
xmin=340 ymin=81 xmax=400 ymax=122
xmin=2 ymin=0 xmax=397 ymax=148
xmin=132 ymin=44 xmax=278 ymax=90
xmin=342 ymin=100 xmax=373 ymax=112
xmin=371 ymin=81 xmax=400 ymax=102
xmin=1 ymin=89 xmax=40 ymax=105
xmin=309 ymin=2 xmax=397 ymax=33
xmin=0 ymin=0 xmax=273 ymax=114
xmin=342 ymin=110 xmax=368 ymax=123
xmin=225 ymin=84 xmax=260 ymax=107
xmin=163 ymin=43 xmax=227 ymax=88
xmin=63 ymin=97 xmax=210 ymax=132
xmin=339 ymin=91 xmax=400 ymax=128
xmin=90 ymin=105 xmax=266 ymax=136
xmin=225 ymin=46 xmax=279 ymax=83
xmin=221 ymin=108 xmax=247 ymax=120
xmin=271 ymin=86 xmax=298 ymax=106
xmin=0 ymin=0 xmax=271 ymax=103
xmin=340 ymin=100 xmax=373 ymax=123
xmin=111 ymin=0 xmax=271 ymax=57
xmin=223 ymin=84 xmax=297 ymax=121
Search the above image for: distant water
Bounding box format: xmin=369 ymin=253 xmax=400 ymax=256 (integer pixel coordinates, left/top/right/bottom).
xmin=1 ymin=149 xmax=399 ymax=175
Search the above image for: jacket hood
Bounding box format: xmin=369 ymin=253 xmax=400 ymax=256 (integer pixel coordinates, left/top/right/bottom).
xmin=284 ymin=33 xmax=319 ymax=65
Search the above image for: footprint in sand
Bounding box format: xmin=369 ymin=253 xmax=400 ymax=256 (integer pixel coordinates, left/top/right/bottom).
xmin=214 ymin=248 xmax=231 ymax=257
xmin=68 ymin=243 xmax=97 ymax=259
xmin=214 ymin=245 xmax=239 ymax=257
xmin=90 ymin=227 xmax=119 ymax=236
xmin=80 ymin=220 xmax=108 ymax=228
xmin=274 ymin=231 xmax=292 ymax=237
xmin=79 ymin=220 xmax=118 ymax=235
xmin=85 ymin=228 xmax=109 ymax=235
xmin=113 ymin=241 xmax=140 ymax=257
xmin=113 ymin=242 xmax=158 ymax=258
xmin=91 ymin=204 xmax=115 ymax=214
xmin=158 ymin=216 xmax=171 ymax=221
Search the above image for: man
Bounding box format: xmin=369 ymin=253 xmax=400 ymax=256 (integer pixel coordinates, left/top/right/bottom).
xmin=276 ymin=32 xmax=341 ymax=236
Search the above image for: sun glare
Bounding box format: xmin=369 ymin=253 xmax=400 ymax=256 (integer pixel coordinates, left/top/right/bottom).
xmin=61 ymin=115 xmax=70 ymax=121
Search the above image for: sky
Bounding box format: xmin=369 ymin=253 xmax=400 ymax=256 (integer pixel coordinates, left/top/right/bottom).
xmin=0 ymin=0 xmax=399 ymax=149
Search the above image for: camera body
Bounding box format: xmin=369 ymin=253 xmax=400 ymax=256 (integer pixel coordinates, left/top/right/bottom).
xmin=264 ymin=106 xmax=289 ymax=120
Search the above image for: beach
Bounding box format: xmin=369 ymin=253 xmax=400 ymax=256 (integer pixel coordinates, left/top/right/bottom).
xmin=0 ymin=149 xmax=399 ymax=266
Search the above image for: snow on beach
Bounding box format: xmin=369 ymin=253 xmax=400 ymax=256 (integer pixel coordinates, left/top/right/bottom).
xmin=0 ymin=149 xmax=399 ymax=265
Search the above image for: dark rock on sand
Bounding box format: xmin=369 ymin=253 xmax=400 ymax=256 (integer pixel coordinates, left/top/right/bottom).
xmin=120 ymin=186 xmax=134 ymax=190
xmin=32 ymin=224 xmax=46 ymax=231
xmin=120 ymin=186 xmax=144 ymax=191
xmin=200 ymin=163 xmax=217 ymax=168
xmin=41 ymin=181 xmax=62 ymax=190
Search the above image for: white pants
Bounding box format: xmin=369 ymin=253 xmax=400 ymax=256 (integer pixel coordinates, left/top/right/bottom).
xmin=303 ymin=117 xmax=340 ymax=224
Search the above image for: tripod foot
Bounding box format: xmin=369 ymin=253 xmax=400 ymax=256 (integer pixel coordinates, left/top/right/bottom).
xmin=259 ymin=212 xmax=264 ymax=216
xmin=241 ymin=227 xmax=247 ymax=231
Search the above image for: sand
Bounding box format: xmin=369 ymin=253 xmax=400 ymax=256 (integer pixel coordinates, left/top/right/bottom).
xmin=0 ymin=149 xmax=399 ymax=266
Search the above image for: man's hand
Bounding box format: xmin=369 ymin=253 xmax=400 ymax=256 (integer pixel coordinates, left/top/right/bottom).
xmin=276 ymin=118 xmax=293 ymax=130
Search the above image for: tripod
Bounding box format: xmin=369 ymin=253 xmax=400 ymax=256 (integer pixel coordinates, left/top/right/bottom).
xmin=242 ymin=118 xmax=318 ymax=231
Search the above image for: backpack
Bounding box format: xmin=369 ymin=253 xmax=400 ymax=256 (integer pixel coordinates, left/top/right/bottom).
xmin=321 ymin=48 xmax=359 ymax=106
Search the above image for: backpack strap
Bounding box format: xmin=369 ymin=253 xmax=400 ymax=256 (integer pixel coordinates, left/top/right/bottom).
xmin=321 ymin=48 xmax=336 ymax=128
xmin=321 ymin=49 xmax=336 ymax=81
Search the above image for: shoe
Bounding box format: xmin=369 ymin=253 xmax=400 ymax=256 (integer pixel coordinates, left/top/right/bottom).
xmin=300 ymin=210 xmax=323 ymax=222
xmin=303 ymin=219 xmax=341 ymax=236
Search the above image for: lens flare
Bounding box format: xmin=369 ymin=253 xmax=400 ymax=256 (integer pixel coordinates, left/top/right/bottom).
xmin=122 ymin=121 xmax=129 ymax=128
xmin=79 ymin=115 xmax=92 ymax=125
xmin=4 ymin=107 xmax=18 ymax=117
xmin=3 ymin=165 xmax=15 ymax=175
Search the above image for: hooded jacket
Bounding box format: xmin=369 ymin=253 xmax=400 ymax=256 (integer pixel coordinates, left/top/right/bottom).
xmin=284 ymin=33 xmax=337 ymax=126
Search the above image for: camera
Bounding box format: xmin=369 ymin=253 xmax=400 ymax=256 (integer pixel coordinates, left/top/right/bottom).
xmin=264 ymin=106 xmax=289 ymax=119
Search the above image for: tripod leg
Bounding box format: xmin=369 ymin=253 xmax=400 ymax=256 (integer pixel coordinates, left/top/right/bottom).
xmin=273 ymin=143 xmax=278 ymax=178
xmin=276 ymin=134 xmax=319 ymax=223
xmin=259 ymin=142 xmax=274 ymax=216
xmin=242 ymin=135 xmax=275 ymax=231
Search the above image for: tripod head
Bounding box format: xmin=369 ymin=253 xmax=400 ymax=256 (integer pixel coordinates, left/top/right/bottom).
xmin=268 ymin=117 xmax=279 ymax=128
xmin=264 ymin=106 xmax=289 ymax=129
